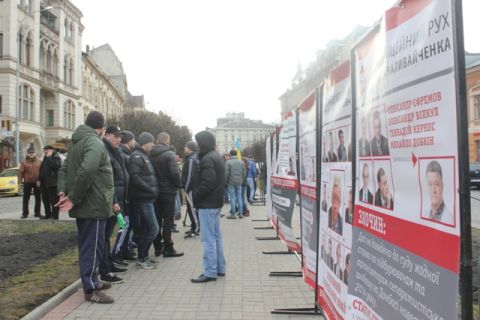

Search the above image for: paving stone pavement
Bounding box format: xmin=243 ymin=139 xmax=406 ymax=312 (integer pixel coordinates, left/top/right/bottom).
xmin=41 ymin=203 xmax=323 ymax=319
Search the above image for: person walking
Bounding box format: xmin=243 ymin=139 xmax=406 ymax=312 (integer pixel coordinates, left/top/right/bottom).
xmin=225 ymin=149 xmax=245 ymax=219
xmin=38 ymin=145 xmax=61 ymax=219
xmin=128 ymin=132 xmax=159 ymax=269
xmin=246 ymin=156 xmax=257 ymax=204
xmin=19 ymin=147 xmax=42 ymax=219
xmin=150 ymin=132 xmax=184 ymax=258
xmin=182 ymin=141 xmax=199 ymax=238
xmin=191 ymin=131 xmax=226 ymax=283
xmin=56 ymin=111 xmax=115 ymax=304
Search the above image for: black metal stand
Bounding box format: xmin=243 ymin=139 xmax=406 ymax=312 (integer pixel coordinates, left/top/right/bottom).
xmin=255 ymin=236 xmax=280 ymax=241
xmin=254 ymin=226 xmax=274 ymax=230
xmin=271 ymin=306 xmax=322 ymax=316
xmin=262 ymin=250 xmax=293 ymax=255
xmin=269 ymin=271 xmax=302 ymax=277
xmin=252 ymin=219 xmax=269 ymax=222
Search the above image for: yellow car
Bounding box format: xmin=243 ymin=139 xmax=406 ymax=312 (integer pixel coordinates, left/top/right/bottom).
xmin=0 ymin=167 xmax=22 ymax=196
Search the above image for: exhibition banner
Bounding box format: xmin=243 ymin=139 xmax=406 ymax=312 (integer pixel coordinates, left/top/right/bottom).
xmin=272 ymin=111 xmax=301 ymax=252
xmin=271 ymin=130 xmax=279 ymax=228
xmin=298 ymin=91 xmax=318 ymax=289
xmin=265 ymin=136 xmax=274 ymax=220
xmin=348 ymin=0 xmax=461 ymax=319
xmin=316 ymin=60 xmax=353 ymax=319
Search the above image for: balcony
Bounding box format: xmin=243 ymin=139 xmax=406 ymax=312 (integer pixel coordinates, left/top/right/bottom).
xmin=40 ymin=21 xmax=59 ymax=39
xmin=40 ymin=71 xmax=59 ymax=89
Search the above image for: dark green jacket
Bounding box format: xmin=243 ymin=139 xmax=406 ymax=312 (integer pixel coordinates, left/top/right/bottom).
xmin=57 ymin=125 xmax=114 ymax=219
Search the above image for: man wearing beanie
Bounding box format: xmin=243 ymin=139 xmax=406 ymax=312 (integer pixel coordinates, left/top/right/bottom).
xmin=57 ymin=111 xmax=115 ymax=303
xmin=182 ymin=141 xmax=200 ymax=238
xmin=149 ymin=132 xmax=184 ymax=258
xmin=225 ymin=149 xmax=246 ymax=219
xmin=191 ymin=131 xmax=226 ymax=283
xmin=128 ymin=132 xmax=159 ymax=269
xmin=120 ymin=130 xmax=136 ymax=158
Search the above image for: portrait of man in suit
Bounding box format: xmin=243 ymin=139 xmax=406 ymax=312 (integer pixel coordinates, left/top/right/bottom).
xmin=359 ymin=163 xmax=374 ymax=204
xmin=327 ymin=238 xmax=334 ymax=270
xmin=334 ymin=243 xmax=343 ymax=279
xmin=328 ymin=181 xmax=343 ymax=235
xmin=359 ymin=115 xmax=371 ymax=157
xmin=371 ymin=110 xmax=389 ymax=156
xmin=374 ymin=167 xmax=394 ymax=210
xmin=327 ymin=131 xmax=338 ymax=162
xmin=424 ymin=160 xmax=453 ymax=225
xmin=321 ymin=184 xmax=328 ymax=212
xmin=345 ymin=189 xmax=353 ymax=224
xmin=337 ymin=129 xmax=347 ymax=162
xmin=343 ymin=253 xmax=350 ymax=285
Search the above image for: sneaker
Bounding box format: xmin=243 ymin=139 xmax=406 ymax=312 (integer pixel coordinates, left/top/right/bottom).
xmin=21 ymin=215 xmax=27 ymax=219
xmin=97 ymin=282 xmax=111 ymax=291
xmin=184 ymin=232 xmax=200 ymax=239
xmin=85 ymin=290 xmax=114 ymax=304
xmin=122 ymin=252 xmax=137 ymax=261
xmin=113 ymin=257 xmax=128 ymax=268
xmin=163 ymin=249 xmax=184 ymax=258
xmin=137 ymin=259 xmax=156 ymax=269
xmin=148 ymin=257 xmax=160 ymax=264
xmin=226 ymin=215 xmax=236 ymax=219
xmin=100 ymin=273 xmax=124 ymax=284
xmin=111 ymin=265 xmax=127 ymax=273
xmin=171 ymin=228 xmax=180 ymax=233
xmin=238 ymin=215 xmax=243 ymax=219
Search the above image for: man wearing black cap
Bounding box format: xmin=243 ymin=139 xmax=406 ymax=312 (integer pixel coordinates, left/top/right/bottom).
xmin=38 ymin=145 xmax=62 ymax=219
xmin=182 ymin=141 xmax=200 ymax=238
xmin=19 ymin=147 xmax=42 ymax=218
xmin=120 ymin=130 xmax=136 ymax=158
xmin=57 ymin=111 xmax=115 ymax=303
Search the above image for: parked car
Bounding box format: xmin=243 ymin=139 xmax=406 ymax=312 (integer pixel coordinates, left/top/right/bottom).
xmin=0 ymin=167 xmax=22 ymax=196
xmin=470 ymin=162 xmax=480 ymax=188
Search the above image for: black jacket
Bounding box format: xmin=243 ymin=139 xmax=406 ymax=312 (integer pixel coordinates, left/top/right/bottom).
xmin=150 ymin=143 xmax=181 ymax=197
xmin=128 ymin=147 xmax=158 ymax=201
xmin=39 ymin=152 xmax=61 ymax=188
xmin=182 ymin=152 xmax=199 ymax=193
xmin=103 ymin=139 xmax=129 ymax=204
xmin=193 ymin=132 xmax=225 ymax=209
xmin=120 ymin=144 xmax=133 ymax=159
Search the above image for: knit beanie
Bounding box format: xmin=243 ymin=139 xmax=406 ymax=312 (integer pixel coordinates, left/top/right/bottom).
xmin=138 ymin=132 xmax=154 ymax=146
xmin=185 ymin=141 xmax=198 ymax=153
xmin=121 ymin=130 xmax=135 ymax=144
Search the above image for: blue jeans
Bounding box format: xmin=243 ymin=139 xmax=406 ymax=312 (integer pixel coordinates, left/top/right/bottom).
xmin=246 ymin=177 xmax=255 ymax=202
xmin=198 ymin=208 xmax=226 ymax=278
xmin=134 ymin=201 xmax=159 ymax=260
xmin=228 ymin=185 xmax=243 ymax=216
xmin=241 ymin=185 xmax=248 ymax=214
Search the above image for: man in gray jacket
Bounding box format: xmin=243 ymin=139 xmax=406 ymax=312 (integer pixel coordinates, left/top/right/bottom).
xmin=225 ymin=150 xmax=246 ymax=219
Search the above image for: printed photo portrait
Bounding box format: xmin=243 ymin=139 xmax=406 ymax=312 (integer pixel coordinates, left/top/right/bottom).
xmin=321 ymin=182 xmax=329 ymax=213
xmin=373 ymin=161 xmax=394 ymax=210
xmin=345 ymin=188 xmax=353 ymax=224
xmin=370 ymin=107 xmax=390 ymax=156
xmin=343 ymin=252 xmax=351 ymax=285
xmin=358 ymin=114 xmax=372 ymax=157
xmin=333 ymin=242 xmax=343 ymax=280
xmin=358 ymin=161 xmax=374 ymax=205
xmin=328 ymin=173 xmax=344 ymax=235
xmin=420 ymin=158 xmax=455 ymax=227
xmin=326 ymin=131 xmax=338 ymax=162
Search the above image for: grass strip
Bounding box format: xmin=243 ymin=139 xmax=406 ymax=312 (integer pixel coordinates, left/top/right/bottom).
xmin=0 ymin=219 xmax=75 ymax=236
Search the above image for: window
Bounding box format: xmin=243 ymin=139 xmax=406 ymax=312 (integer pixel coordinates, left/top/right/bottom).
xmin=64 ymin=100 xmax=75 ymax=129
xmin=474 ymin=95 xmax=480 ymax=120
xmin=25 ymin=33 xmax=32 ymax=66
xmin=18 ymin=85 xmax=34 ymax=121
xmin=0 ymin=95 xmax=2 ymax=114
xmin=18 ymin=34 xmax=23 ymax=64
xmin=0 ymin=33 xmax=3 ymax=57
xmin=46 ymin=110 xmax=54 ymax=126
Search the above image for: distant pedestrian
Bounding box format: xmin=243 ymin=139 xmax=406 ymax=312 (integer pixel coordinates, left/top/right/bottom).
xmin=150 ymin=132 xmax=184 ymax=258
xmin=246 ymin=156 xmax=257 ymax=204
xmin=19 ymin=147 xmax=42 ymax=219
xmin=191 ymin=131 xmax=226 ymax=283
xmin=182 ymin=141 xmax=199 ymax=238
xmin=225 ymin=149 xmax=245 ymax=219
xmin=57 ymin=111 xmax=115 ymax=304
xmin=38 ymin=145 xmax=61 ymax=219
xmin=128 ymin=132 xmax=159 ymax=269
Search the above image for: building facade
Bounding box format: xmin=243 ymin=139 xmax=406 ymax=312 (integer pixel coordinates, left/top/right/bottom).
xmin=207 ymin=112 xmax=275 ymax=154
xmin=466 ymin=53 xmax=480 ymax=163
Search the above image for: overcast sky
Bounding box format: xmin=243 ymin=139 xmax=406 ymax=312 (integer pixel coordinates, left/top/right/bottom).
xmin=77 ymin=0 xmax=480 ymax=135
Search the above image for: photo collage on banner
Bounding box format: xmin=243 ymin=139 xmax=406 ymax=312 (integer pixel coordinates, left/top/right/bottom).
xmin=317 ymin=60 xmax=352 ymax=319
xmin=298 ymin=91 xmax=318 ymax=289
xmin=271 ymin=112 xmax=301 ymax=252
xmin=270 ymin=131 xmax=279 ymax=226
xmin=265 ymin=136 xmax=274 ymax=220
xmin=348 ymin=0 xmax=461 ymax=319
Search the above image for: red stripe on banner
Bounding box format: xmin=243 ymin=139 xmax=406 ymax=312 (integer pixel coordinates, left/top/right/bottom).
xmin=317 ymin=286 xmax=343 ymax=320
xmin=303 ymin=263 xmax=316 ymax=290
xmin=298 ymin=92 xmax=316 ymax=112
xmin=300 ymin=184 xmax=317 ymax=200
xmin=271 ymin=176 xmax=299 ymax=190
xmin=329 ymin=60 xmax=350 ymax=84
xmin=385 ymin=0 xmax=432 ymax=31
xmin=353 ymin=205 xmax=460 ymax=273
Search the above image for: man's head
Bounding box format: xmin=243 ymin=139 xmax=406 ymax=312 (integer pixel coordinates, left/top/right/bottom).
xmin=138 ymin=132 xmax=155 ymax=152
xmin=26 ymin=147 xmax=35 ymax=158
xmin=156 ymin=132 xmax=170 ymax=146
xmin=85 ymin=111 xmax=105 ymax=135
xmin=373 ymin=110 xmax=381 ymax=140
xmin=229 ymin=149 xmax=237 ymax=157
xmin=336 ymin=243 xmax=342 ymax=263
xmin=223 ymin=153 xmax=231 ymax=161
xmin=104 ymin=125 xmax=122 ymax=148
xmin=377 ymin=168 xmax=389 ymax=199
xmin=362 ymin=163 xmax=370 ymax=187
xmin=184 ymin=141 xmax=198 ymax=156
xmin=43 ymin=145 xmax=55 ymax=157
xmin=331 ymin=182 xmax=341 ymax=219
xmin=195 ymin=131 xmax=216 ymax=154
xmin=338 ymin=129 xmax=345 ymax=146
xmin=426 ymin=160 xmax=444 ymax=210
xmin=121 ymin=130 xmax=136 ymax=150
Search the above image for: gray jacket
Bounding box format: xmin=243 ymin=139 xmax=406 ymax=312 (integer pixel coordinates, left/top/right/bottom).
xmin=225 ymin=156 xmax=246 ymax=186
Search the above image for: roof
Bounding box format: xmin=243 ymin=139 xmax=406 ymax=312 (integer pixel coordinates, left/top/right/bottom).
xmin=213 ymin=119 xmax=275 ymax=130
xmin=465 ymin=52 xmax=480 ymax=70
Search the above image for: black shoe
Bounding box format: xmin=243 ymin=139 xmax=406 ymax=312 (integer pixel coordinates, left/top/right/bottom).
xmin=112 ymin=257 xmax=127 ymax=268
xmin=171 ymin=228 xmax=180 ymax=233
xmin=163 ymin=249 xmax=184 ymax=258
xmin=21 ymin=215 xmax=27 ymax=219
xmin=40 ymin=216 xmax=51 ymax=219
xmin=34 ymin=214 xmax=41 ymax=217
xmin=184 ymin=232 xmax=200 ymax=239
xmin=217 ymin=272 xmax=225 ymax=277
xmin=123 ymin=252 xmax=137 ymax=261
xmin=154 ymin=245 xmax=163 ymax=257
xmin=100 ymin=273 xmax=124 ymax=284
xmin=111 ymin=265 xmax=127 ymax=273
xmin=191 ymin=274 xmax=216 ymax=283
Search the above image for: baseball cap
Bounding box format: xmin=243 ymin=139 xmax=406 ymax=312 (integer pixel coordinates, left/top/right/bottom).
xmin=105 ymin=125 xmax=122 ymax=136
xmin=43 ymin=145 xmax=55 ymax=150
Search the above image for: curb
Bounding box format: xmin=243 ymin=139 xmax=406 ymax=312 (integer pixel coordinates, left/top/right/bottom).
xmin=21 ymin=279 xmax=82 ymax=320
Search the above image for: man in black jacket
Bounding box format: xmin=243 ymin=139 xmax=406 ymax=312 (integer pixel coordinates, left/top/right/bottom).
xmin=191 ymin=131 xmax=226 ymax=283
xmin=150 ymin=132 xmax=184 ymax=258
xmin=182 ymin=141 xmax=199 ymax=238
xmin=38 ymin=145 xmax=61 ymax=219
xmin=128 ymin=132 xmax=159 ymax=269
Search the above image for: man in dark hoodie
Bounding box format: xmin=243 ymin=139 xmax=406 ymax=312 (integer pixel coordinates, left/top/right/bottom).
xmin=38 ymin=145 xmax=61 ymax=219
xmin=182 ymin=141 xmax=199 ymax=238
xmin=57 ymin=111 xmax=114 ymax=303
xmin=150 ymin=132 xmax=184 ymax=258
xmin=191 ymin=131 xmax=226 ymax=283
xmin=128 ymin=132 xmax=159 ymax=269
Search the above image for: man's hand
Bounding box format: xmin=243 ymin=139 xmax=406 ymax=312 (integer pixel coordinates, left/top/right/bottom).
xmin=36 ymin=181 xmax=41 ymax=188
xmin=55 ymin=193 xmax=73 ymax=212
xmin=112 ymin=203 xmax=121 ymax=213
xmin=116 ymin=212 xmax=127 ymax=229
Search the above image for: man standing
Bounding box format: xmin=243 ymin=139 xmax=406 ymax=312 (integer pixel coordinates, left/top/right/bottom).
xmin=191 ymin=131 xmax=226 ymax=283
xmin=128 ymin=132 xmax=159 ymax=269
xmin=337 ymin=130 xmax=347 ymax=162
xmin=374 ymin=168 xmax=394 ymax=209
xmin=57 ymin=111 xmax=115 ymax=303
xmin=19 ymin=147 xmax=42 ymax=219
xmin=246 ymin=156 xmax=257 ymax=204
xmin=150 ymin=132 xmax=184 ymax=258
xmin=359 ymin=163 xmax=374 ymax=204
xmin=38 ymin=145 xmax=61 ymax=219
xmin=182 ymin=141 xmax=200 ymax=238
xmin=120 ymin=130 xmax=136 ymax=158
xmin=225 ymin=149 xmax=246 ymax=219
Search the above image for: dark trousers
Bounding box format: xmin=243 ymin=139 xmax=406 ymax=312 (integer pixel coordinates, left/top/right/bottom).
xmin=76 ymin=218 xmax=106 ymax=293
xmin=22 ymin=182 xmax=41 ymax=217
xmin=134 ymin=201 xmax=159 ymax=260
xmin=153 ymin=195 xmax=175 ymax=252
xmin=41 ymin=185 xmax=59 ymax=219
xmin=186 ymin=191 xmax=199 ymax=233
xmin=99 ymin=216 xmax=116 ymax=276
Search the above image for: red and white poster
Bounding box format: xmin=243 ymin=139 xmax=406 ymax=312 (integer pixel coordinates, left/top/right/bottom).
xmin=317 ymin=60 xmax=353 ymax=319
xmin=265 ymin=136 xmax=274 ymax=220
xmin=348 ymin=0 xmax=460 ymax=319
xmin=298 ymin=91 xmax=318 ymax=289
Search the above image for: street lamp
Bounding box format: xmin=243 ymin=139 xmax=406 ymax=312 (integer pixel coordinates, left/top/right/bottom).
xmin=15 ymin=6 xmax=53 ymax=166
